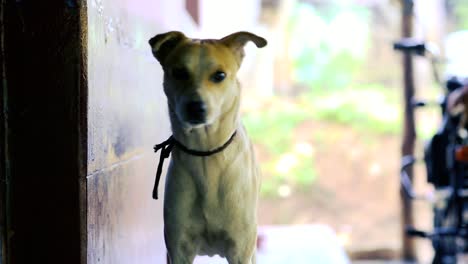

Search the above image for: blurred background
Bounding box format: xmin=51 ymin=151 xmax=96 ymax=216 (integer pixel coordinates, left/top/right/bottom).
xmin=192 ymin=0 xmax=468 ymax=262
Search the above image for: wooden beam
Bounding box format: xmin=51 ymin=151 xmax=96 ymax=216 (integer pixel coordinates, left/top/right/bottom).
xmin=400 ymin=0 xmax=416 ymax=261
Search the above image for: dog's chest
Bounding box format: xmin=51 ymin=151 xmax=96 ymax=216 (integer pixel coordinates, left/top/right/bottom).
xmin=198 ymin=229 xmax=233 ymax=257
xmin=177 ymin=151 xmax=238 ymax=195
xmin=175 ymin=150 xmax=247 ymax=217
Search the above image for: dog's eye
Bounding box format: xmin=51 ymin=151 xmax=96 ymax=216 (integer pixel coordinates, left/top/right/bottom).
xmin=210 ymin=71 xmax=226 ymax=83
xmin=171 ymin=67 xmax=190 ymax=81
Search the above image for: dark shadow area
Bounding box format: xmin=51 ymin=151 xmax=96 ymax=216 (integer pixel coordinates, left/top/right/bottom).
xmin=2 ymin=1 xmax=85 ymax=263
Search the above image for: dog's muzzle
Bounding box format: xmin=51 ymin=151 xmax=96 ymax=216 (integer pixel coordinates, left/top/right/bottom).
xmin=185 ymin=100 xmax=207 ymax=124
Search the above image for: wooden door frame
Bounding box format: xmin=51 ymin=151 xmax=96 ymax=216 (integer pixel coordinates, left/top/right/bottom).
xmin=1 ymin=1 xmax=87 ymax=263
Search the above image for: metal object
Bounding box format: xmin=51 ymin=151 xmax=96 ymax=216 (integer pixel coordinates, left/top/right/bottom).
xmin=394 ymin=32 xmax=468 ymax=264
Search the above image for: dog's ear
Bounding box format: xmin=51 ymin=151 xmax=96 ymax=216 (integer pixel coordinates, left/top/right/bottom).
xmin=148 ymin=31 xmax=186 ymax=65
xmin=220 ymin=31 xmax=267 ymax=64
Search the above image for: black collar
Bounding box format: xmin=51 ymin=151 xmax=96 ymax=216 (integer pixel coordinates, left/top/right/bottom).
xmin=152 ymin=131 xmax=237 ymax=199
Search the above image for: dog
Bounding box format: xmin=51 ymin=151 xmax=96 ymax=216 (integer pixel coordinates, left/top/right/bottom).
xmin=149 ymin=31 xmax=266 ymax=264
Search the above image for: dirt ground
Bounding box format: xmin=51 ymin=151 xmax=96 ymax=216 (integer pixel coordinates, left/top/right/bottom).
xmin=256 ymin=120 xmax=434 ymax=261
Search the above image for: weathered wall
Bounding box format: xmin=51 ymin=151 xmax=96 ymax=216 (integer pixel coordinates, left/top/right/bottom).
xmin=86 ymin=0 xmax=196 ymax=263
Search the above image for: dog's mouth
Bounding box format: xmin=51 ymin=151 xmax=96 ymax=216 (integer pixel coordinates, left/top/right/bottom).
xmin=186 ymin=114 xmax=206 ymax=125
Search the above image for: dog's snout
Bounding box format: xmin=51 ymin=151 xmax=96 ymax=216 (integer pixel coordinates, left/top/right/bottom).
xmin=185 ymin=100 xmax=207 ymax=124
xmin=186 ymin=101 xmax=206 ymax=113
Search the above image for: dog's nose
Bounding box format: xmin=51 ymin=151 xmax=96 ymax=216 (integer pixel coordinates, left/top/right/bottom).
xmin=186 ymin=100 xmax=206 ymax=114
xmin=185 ymin=100 xmax=207 ymax=124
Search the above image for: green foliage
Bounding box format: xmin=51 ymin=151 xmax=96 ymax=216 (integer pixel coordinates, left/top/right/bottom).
xmin=244 ymin=2 xmax=403 ymax=198
xmin=243 ymin=83 xmax=401 ymax=198
xmin=243 ymin=104 xmax=317 ymax=197
xmin=290 ymin=156 xmax=317 ymax=187
xmin=295 ymin=51 xmax=362 ymax=91
xmin=243 ymin=106 xmax=308 ymax=155
xmin=452 ymin=0 xmax=468 ymax=30
xmin=257 ymin=151 xmax=317 ymax=197
xmin=243 ymin=85 xmax=401 ymax=197
xmin=301 ymin=85 xmax=402 ymax=135
xmin=288 ymin=2 xmax=370 ymax=91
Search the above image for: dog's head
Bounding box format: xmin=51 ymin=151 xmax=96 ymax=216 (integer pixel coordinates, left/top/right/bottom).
xmin=149 ymin=31 xmax=267 ymax=128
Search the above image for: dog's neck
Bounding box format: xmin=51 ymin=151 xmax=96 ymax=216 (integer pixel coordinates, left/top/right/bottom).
xmin=169 ymin=94 xmax=240 ymax=152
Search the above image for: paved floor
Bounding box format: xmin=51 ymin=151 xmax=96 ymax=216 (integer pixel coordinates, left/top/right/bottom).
xmin=352 ymin=260 xmax=416 ymax=264
xmin=191 ymin=225 xmax=454 ymax=263
xmin=194 ymin=224 xmax=350 ymax=264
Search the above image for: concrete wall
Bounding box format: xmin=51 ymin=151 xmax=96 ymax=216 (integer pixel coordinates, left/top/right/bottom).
xmin=86 ymin=0 xmax=196 ymax=263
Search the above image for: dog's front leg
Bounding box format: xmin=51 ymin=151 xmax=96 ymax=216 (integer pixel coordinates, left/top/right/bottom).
xmin=164 ymin=204 xmax=198 ymax=264
xmin=164 ymin=216 xmax=198 ymax=264
xmin=166 ymin=251 xmax=195 ymax=264
xmin=226 ymin=253 xmax=255 ymax=264
xmin=226 ymin=243 xmax=256 ymax=264
xmin=251 ymin=251 xmax=256 ymax=264
xmin=165 ymin=235 xmax=197 ymax=264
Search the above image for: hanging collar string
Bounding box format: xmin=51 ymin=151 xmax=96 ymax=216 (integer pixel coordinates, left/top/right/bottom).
xmin=152 ymin=131 xmax=237 ymax=199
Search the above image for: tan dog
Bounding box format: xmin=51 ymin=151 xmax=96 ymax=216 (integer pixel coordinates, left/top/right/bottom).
xmin=149 ymin=31 xmax=266 ymax=264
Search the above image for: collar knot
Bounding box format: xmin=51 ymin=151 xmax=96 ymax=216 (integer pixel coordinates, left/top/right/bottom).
xmin=152 ymin=131 xmax=237 ymax=199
